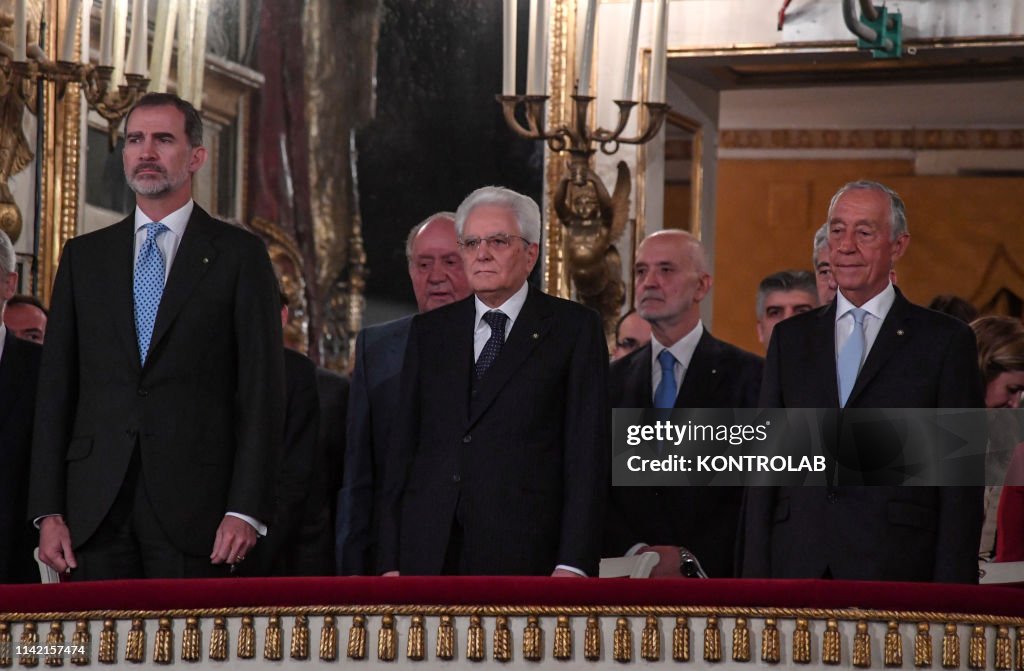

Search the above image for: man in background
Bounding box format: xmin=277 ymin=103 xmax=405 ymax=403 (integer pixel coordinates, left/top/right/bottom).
xmin=755 ymin=270 xmax=818 ymax=352
xmin=611 ymin=308 xmax=651 ymax=361
xmin=3 ymin=295 xmax=47 ymax=343
xmin=813 ymin=222 xmax=836 ymax=305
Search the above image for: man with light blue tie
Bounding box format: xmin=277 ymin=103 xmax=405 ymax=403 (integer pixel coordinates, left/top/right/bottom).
xmin=29 ymin=93 xmax=285 ymax=580
xmin=743 ymin=180 xmax=984 ymax=583
xmin=605 ymin=230 xmax=763 ymax=578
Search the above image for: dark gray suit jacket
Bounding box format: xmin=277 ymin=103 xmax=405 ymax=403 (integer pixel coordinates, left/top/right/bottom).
xmin=742 ymin=289 xmax=984 ymax=583
xmin=28 ymin=205 xmax=285 ymax=556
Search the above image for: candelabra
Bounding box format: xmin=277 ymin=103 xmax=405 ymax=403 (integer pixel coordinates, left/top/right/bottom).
xmin=498 ymin=93 xmax=669 ymax=335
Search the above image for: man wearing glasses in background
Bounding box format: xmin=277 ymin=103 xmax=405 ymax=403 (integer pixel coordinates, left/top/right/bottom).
xmin=378 ymin=186 xmax=608 ymax=577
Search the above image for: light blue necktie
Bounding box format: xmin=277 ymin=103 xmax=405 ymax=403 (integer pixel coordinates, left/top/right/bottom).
xmin=837 ymin=307 xmax=867 ymax=407
xmin=654 ymin=349 xmax=678 ymax=409
xmin=134 ymin=222 xmax=169 ymax=364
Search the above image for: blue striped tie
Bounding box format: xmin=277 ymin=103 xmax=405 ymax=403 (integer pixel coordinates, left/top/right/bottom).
xmin=134 ymin=222 xmax=169 ymax=364
xmin=837 ymin=307 xmax=867 ymax=407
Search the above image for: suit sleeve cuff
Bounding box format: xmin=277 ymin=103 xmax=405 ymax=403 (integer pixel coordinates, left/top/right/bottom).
xmin=555 ymin=564 xmax=588 ymax=577
xmin=33 ymin=514 xmax=62 ymax=529
xmin=226 ymin=512 xmax=267 ymax=536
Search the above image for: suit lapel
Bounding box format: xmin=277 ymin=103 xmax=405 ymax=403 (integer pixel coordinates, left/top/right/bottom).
xmin=468 ymin=287 xmax=552 ymax=427
xmin=109 ymin=216 xmax=141 ymax=370
xmin=676 ymin=330 xmax=721 ymax=408
xmin=847 ymin=290 xmax=912 ymax=407
xmin=815 ymin=301 xmax=841 ymax=407
xmin=621 ymin=344 xmax=654 ymax=407
xmin=431 ymin=299 xmax=475 ymax=424
xmin=0 ymin=331 xmax=17 ymax=428
xmin=147 ymin=207 xmax=218 ymax=364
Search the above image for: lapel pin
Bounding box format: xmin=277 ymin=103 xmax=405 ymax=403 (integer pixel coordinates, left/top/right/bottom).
xmin=711 ymin=368 xmax=717 ymax=375
xmin=896 ymin=329 xmax=904 ymax=336
xmin=202 ymin=257 xmax=209 ymax=264
xmin=532 ymin=332 xmax=539 ymax=339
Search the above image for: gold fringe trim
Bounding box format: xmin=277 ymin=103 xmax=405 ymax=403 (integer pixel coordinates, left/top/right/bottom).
xmin=181 ymin=616 xmax=200 ymax=663
xmin=492 ymin=615 xmax=511 ymax=663
xmin=291 ymin=615 xmax=309 ymax=661
xmin=346 ymin=615 xmax=366 ymax=660
xmin=0 ymin=622 xmax=11 ymax=667
xmin=705 ymin=614 xmax=723 ymax=662
xmin=467 ymin=614 xmax=486 ymax=662
xmin=995 ymin=626 xmax=1011 ymax=671
xmin=523 ymin=615 xmax=542 ymax=662
xmin=733 ymin=616 xmax=751 ymax=662
xmin=917 ymin=622 xmax=934 ymax=668
xmin=970 ymin=625 xmax=987 ymax=670
xmin=584 ymin=614 xmax=601 ymax=661
xmin=674 ymin=615 xmax=691 ymax=662
xmin=823 ymin=618 xmax=842 ymax=665
xmin=794 ymin=617 xmax=812 ymax=664
xmin=854 ymin=620 xmax=872 ymax=668
xmin=98 ymin=619 xmax=117 ymax=664
xmin=642 ymin=614 xmax=661 ymax=662
xmin=377 ymin=614 xmax=396 ymax=662
xmin=613 ymin=617 xmax=632 ymax=663
xmin=209 ymin=617 xmax=228 ymax=662
xmin=20 ymin=621 xmax=39 ymax=667
xmin=407 ymin=614 xmax=426 ymax=661
xmin=885 ymin=620 xmax=903 ymax=667
xmin=554 ymin=615 xmax=572 ymax=661
xmin=263 ymin=615 xmax=283 ymax=661
xmin=124 ymin=618 xmax=144 ymax=664
xmin=46 ymin=621 xmax=64 ymax=667
xmin=436 ymin=614 xmax=455 ymax=661
xmin=153 ymin=617 xmax=172 ymax=665
xmin=319 ymin=615 xmax=337 ymax=662
xmin=1016 ymin=627 xmax=1024 ymax=671
xmin=762 ymin=617 xmax=781 ymax=664
xmin=70 ymin=621 xmax=90 ymax=666
xmin=237 ymin=615 xmax=255 ymax=659
xmin=943 ymin=623 xmax=961 ymax=669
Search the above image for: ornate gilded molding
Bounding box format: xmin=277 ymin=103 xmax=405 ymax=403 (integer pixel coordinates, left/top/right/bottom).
xmin=249 ymin=216 xmax=310 ymax=353
xmin=543 ymin=0 xmax=575 ymax=299
xmin=719 ymin=128 xmax=1024 ymax=152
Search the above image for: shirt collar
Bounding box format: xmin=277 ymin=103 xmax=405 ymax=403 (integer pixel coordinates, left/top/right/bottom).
xmin=474 ymin=282 xmax=529 ymax=330
xmin=0 ymin=323 xmax=6 ymax=362
xmin=835 ymin=282 xmax=895 ymax=322
xmin=651 ymin=320 xmax=704 ymax=370
xmin=134 ymin=200 xmax=194 ymax=238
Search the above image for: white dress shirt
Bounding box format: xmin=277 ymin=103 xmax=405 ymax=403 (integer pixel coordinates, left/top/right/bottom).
xmin=0 ymin=323 xmax=7 ymax=363
xmin=473 ymin=282 xmax=529 ymax=360
xmin=649 ymin=321 xmax=704 ymax=404
xmin=834 ymin=282 xmax=895 ymax=368
xmin=133 ymin=200 xmax=193 ymax=280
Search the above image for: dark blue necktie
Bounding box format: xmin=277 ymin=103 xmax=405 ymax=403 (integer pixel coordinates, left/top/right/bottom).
xmin=654 ymin=349 xmax=677 ymax=409
xmin=134 ymin=222 xmax=169 ymax=364
xmin=475 ymin=311 xmax=507 ymax=379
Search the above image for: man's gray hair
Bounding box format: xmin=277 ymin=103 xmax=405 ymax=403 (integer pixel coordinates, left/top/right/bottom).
xmin=827 ymin=180 xmax=908 ymax=241
xmin=812 ymin=221 xmax=829 ymax=267
xmin=454 ymin=186 xmax=541 ymax=244
xmin=405 ymin=211 xmax=456 ymax=261
xmin=756 ymin=269 xmax=818 ymax=320
xmin=0 ymin=229 xmax=15 ymax=276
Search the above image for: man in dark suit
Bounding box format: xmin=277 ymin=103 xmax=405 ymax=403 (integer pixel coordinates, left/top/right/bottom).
xmin=29 ymin=93 xmax=284 ymax=580
xmin=0 ymin=231 xmax=42 ymax=583
xmin=742 ymin=180 xmax=984 ymax=583
xmin=606 ymin=230 xmax=762 ymax=577
xmin=379 ymin=186 xmax=608 ymax=576
xmin=336 ymin=212 xmax=470 ymax=574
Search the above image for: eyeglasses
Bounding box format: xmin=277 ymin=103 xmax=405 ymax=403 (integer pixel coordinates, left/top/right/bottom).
xmin=458 ymin=233 xmax=530 ymax=252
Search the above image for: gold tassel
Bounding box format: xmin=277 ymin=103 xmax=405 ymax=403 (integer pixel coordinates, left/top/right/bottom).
xmin=733 ymin=617 xmax=751 ymax=663
xmin=554 ymin=615 xmax=572 ymax=661
xmin=613 ymin=617 xmax=632 ymax=664
xmin=263 ymin=615 xmax=283 ymax=661
xmin=969 ymin=626 xmax=986 ymax=670
xmin=153 ymin=617 xmax=172 ymax=665
xmin=407 ymin=615 xmax=426 ymax=662
xmin=125 ymin=619 xmax=145 ymax=664
xmin=377 ymin=614 xmax=396 ymax=662
xmin=642 ymin=615 xmax=661 ymax=662
xmin=0 ymin=622 xmax=11 ymax=667
xmin=346 ymin=615 xmax=366 ymax=660
xmin=209 ymin=617 xmax=228 ymax=662
xmin=467 ymin=614 xmax=485 ymax=662
xmin=46 ymin=621 xmax=65 ymax=667
xmin=705 ymin=615 xmax=723 ymax=663
xmin=181 ymin=617 xmax=200 ymax=663
xmin=70 ymin=621 xmax=90 ymax=666
xmin=290 ymin=615 xmax=309 ymax=661
xmin=916 ymin=623 xmax=933 ymax=668
xmin=942 ymin=623 xmax=960 ymax=669
xmin=823 ymin=618 xmax=842 ymax=665
xmin=995 ymin=626 xmax=1011 ymax=671
xmin=885 ymin=621 xmax=903 ymax=667
xmin=794 ymin=618 xmax=812 ymax=665
xmin=674 ymin=616 xmax=691 ymax=662
xmin=436 ymin=615 xmax=455 ymax=661
xmin=854 ymin=621 xmax=871 ymax=668
xmin=237 ymin=616 xmax=255 ymax=660
xmin=492 ymin=616 xmax=511 ymax=663
xmin=584 ymin=615 xmax=601 ymax=662
xmin=1014 ymin=627 xmax=1023 ymax=671
xmin=319 ymin=616 xmax=337 ymax=662
xmin=762 ymin=617 xmax=781 ymax=664
xmin=523 ymin=615 xmax=542 ymax=662
xmin=98 ymin=620 xmax=117 ymax=665
xmin=20 ymin=622 xmax=39 ymax=668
